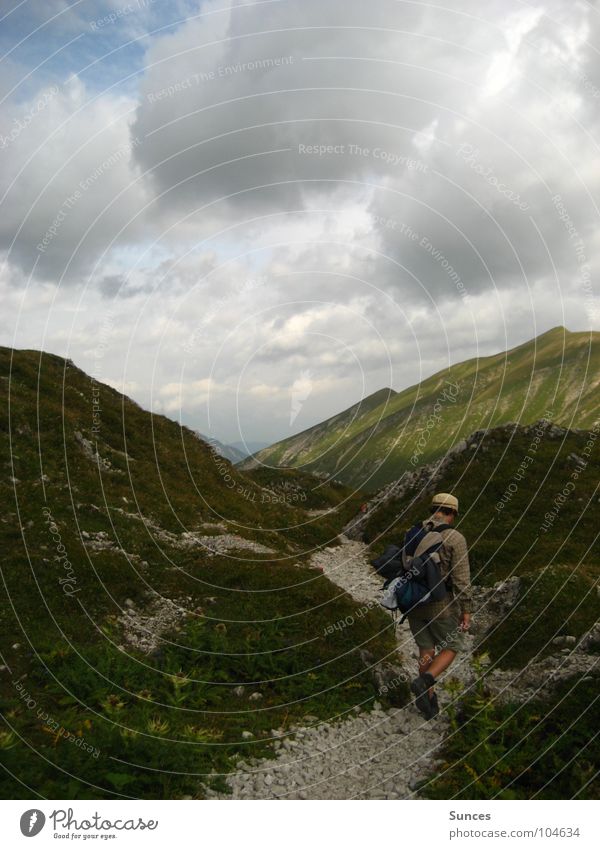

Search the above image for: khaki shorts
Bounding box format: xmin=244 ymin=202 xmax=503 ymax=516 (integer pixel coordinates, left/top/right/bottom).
xmin=407 ymin=612 xmax=466 ymax=653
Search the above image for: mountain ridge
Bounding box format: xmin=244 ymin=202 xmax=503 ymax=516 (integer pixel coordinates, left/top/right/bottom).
xmin=239 ymin=326 xmax=600 ymax=490
xmin=0 ymin=344 xmax=393 ymax=799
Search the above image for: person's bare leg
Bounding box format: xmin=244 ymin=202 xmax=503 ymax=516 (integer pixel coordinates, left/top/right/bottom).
xmin=427 ymin=648 xmax=456 ymax=691
xmin=418 ymin=648 xmax=434 ymax=674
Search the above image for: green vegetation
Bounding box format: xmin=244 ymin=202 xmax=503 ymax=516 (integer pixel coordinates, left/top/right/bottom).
xmin=0 ymin=346 xmax=397 ymax=798
xmin=362 ymin=423 xmax=600 ymax=590
xmin=422 ymin=665 xmax=600 ymax=800
xmin=480 ymin=566 xmax=599 ymax=669
xmin=242 ymin=466 xmax=363 ymax=516
xmin=243 ymin=327 xmax=600 ymax=491
xmin=0 ymin=557 xmax=396 ymax=799
xmin=362 ymin=423 xmax=599 ymax=677
xmin=360 ymin=417 xmax=599 ymax=799
xmin=1 ymin=343 xmax=597 ymax=800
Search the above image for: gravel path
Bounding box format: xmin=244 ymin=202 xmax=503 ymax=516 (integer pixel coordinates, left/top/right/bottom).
xmin=205 ymin=535 xmax=599 ymax=799
xmin=313 ymin=538 xmax=476 ymax=689
xmin=206 ymin=536 xmax=468 ymax=799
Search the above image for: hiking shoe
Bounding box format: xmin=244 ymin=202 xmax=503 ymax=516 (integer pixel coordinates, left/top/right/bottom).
xmin=410 ymin=673 xmax=436 ymax=720
xmin=429 ymin=691 xmax=440 ymax=718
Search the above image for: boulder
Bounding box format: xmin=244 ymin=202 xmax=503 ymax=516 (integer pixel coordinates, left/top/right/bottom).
xmin=551 ymin=635 xmax=577 ymax=647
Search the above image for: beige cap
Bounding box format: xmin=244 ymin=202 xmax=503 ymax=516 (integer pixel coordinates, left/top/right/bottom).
xmin=431 ymin=492 xmax=459 ymax=513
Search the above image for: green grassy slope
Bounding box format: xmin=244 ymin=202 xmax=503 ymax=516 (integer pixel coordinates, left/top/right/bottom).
xmin=242 ymin=327 xmax=600 ymax=492
xmin=360 ymin=421 xmax=600 ymax=667
xmin=422 ymin=671 xmax=600 ymax=799
xmin=242 ymin=386 xmax=397 ymax=470
xmin=359 ymin=420 xmax=600 ymax=798
xmin=0 ymin=347 xmax=397 ymax=799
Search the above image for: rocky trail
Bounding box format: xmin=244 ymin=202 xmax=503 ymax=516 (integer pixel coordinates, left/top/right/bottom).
xmin=206 ymin=537 xmax=470 ymax=799
xmin=206 ymin=535 xmax=599 ymax=799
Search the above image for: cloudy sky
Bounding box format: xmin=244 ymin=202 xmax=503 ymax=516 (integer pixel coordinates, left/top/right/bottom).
xmin=1 ymin=0 xmax=599 ymax=445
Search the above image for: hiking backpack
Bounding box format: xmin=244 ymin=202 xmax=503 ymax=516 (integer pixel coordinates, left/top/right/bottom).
xmin=370 ymin=544 xmax=404 ymax=580
xmin=380 ymin=521 xmax=452 ymax=622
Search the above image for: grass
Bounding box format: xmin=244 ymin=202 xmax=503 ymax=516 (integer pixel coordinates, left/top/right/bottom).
xmin=247 ymin=326 xmax=600 ymax=490
xmin=0 ymin=557 xmax=399 ymax=799
xmin=0 ymin=346 xmax=399 ymax=798
xmin=421 ymin=668 xmax=600 ymax=800
xmin=362 ymin=424 xmax=600 ymax=588
xmin=1 ymin=344 xmax=598 ymax=800
xmin=361 ymin=424 xmax=600 ymax=677
xmin=480 ymin=565 xmax=599 ymax=669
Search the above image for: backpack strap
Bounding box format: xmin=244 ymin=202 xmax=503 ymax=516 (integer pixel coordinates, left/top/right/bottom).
xmin=419 ymin=523 xmax=455 ymax=595
xmin=431 ymin=523 xmax=455 ymax=591
xmin=426 ymin=522 xmax=451 ymax=533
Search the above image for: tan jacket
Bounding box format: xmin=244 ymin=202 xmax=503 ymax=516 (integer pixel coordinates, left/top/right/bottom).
xmin=409 ymin=516 xmax=472 ymax=619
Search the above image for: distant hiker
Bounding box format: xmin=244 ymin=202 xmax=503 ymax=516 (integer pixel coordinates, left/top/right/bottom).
xmin=407 ymin=493 xmax=471 ymax=720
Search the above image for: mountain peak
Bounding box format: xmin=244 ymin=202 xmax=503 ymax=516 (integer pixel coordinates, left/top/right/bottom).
xmin=367 ymin=386 xmax=397 ymax=401
xmin=244 ymin=329 xmax=600 ymax=490
xmin=538 ymin=325 xmax=572 ymax=337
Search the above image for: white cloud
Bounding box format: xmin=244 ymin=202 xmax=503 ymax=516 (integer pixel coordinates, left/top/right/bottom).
xmin=1 ymin=0 xmax=599 ymax=444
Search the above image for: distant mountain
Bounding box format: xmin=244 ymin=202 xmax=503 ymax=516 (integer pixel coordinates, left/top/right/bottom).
xmin=240 ymin=327 xmax=600 ymax=491
xmin=240 ymin=386 xmax=398 ymax=476
xmin=230 ymin=440 xmax=270 ymax=458
xmin=197 ymin=435 xmax=270 ymax=462
xmin=198 ymin=433 xmax=247 ymax=464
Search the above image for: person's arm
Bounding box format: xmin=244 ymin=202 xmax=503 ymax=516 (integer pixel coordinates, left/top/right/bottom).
xmin=449 ymin=531 xmax=472 ymax=627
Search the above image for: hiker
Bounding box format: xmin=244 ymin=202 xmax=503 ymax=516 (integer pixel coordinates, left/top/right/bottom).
xmin=407 ymin=493 xmax=472 ymax=720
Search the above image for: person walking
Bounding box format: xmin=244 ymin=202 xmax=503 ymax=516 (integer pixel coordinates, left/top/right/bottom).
xmin=408 ymin=492 xmax=472 ymax=720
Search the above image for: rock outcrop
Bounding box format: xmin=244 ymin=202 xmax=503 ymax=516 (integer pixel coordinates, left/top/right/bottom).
xmin=344 ymin=420 xmax=570 ymax=540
